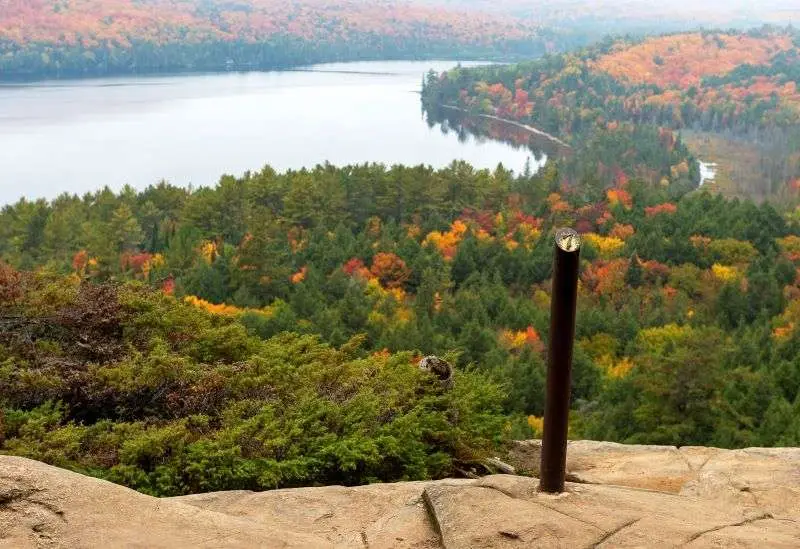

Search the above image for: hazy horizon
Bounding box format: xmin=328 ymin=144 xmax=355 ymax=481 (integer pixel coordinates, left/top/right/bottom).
xmin=429 ymin=0 xmax=800 ymax=28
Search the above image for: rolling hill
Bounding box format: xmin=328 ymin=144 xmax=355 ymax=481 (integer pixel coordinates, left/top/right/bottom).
xmin=0 ymin=0 xmax=556 ymax=79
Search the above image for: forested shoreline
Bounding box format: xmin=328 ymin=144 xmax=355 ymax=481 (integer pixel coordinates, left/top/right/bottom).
xmin=0 ymin=35 xmax=551 ymax=82
xmin=437 ymin=104 xmax=572 ymax=149
xmin=0 ymin=0 xmax=573 ymax=81
xmin=421 ymin=28 xmax=800 ymax=198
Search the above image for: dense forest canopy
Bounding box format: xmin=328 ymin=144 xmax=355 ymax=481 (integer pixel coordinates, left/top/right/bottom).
xmin=4 ymin=1 xmax=799 ymax=80
xmin=2 ymin=155 xmax=800 ymax=496
xmin=0 ymin=0 xmax=564 ymax=79
xmin=421 ymin=28 xmax=800 ymax=198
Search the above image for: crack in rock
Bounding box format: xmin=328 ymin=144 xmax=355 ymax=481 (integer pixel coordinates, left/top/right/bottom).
xmin=675 ymin=448 xmax=696 ymax=473
xmin=24 ymin=497 xmax=66 ymax=520
xmin=0 ymin=485 xmax=66 ymax=548
xmin=531 ymin=500 xmax=605 ymax=532
xmin=695 ymin=454 xmax=713 ymax=473
xmin=681 ymin=512 xmax=774 ymax=545
xmin=676 ymin=448 xmax=714 ymax=486
xmin=587 ymin=517 xmax=641 ymax=549
xmin=313 ymin=511 xmax=335 ymax=522
xmin=421 ymin=490 xmax=446 ymax=549
xmin=496 ymin=524 xmax=555 ymax=543
xmin=472 ymin=483 xmax=520 ymax=501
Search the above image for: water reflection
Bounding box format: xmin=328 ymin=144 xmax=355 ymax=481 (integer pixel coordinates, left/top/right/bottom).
xmin=0 ymin=61 xmax=541 ymax=205
xmin=422 ymin=103 xmax=571 ymax=169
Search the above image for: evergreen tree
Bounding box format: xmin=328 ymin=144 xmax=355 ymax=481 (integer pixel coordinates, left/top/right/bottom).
xmin=110 ymin=204 xmax=144 ymax=253
xmin=625 ymin=254 xmax=643 ymax=288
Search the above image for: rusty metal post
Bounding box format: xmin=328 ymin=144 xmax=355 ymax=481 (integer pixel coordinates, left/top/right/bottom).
xmin=539 ymin=228 xmax=581 ymax=494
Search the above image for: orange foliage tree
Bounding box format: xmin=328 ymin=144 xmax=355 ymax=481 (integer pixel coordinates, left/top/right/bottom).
xmin=370 ymin=253 xmax=411 ymax=289
xmin=0 ymin=0 xmax=541 ymax=51
xmin=582 ymin=259 xmax=628 ymax=298
xmin=593 ymin=33 xmax=794 ymax=89
xmin=0 ymin=261 xmax=22 ymax=305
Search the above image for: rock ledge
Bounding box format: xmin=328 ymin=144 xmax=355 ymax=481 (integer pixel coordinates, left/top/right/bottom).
xmin=1 ymin=441 xmax=798 ymax=548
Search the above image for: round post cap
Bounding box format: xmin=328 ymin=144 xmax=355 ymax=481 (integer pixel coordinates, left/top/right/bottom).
xmin=555 ymin=228 xmax=581 ymax=252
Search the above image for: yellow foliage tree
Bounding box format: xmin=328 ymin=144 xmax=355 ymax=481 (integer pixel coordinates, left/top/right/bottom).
xmin=184 ymin=295 xmax=274 ymax=318
xmin=583 ymin=233 xmax=625 ymax=258
xmin=708 ymin=238 xmax=757 ymax=265
xmin=198 ymin=241 xmax=217 ymax=264
xmin=711 ymin=263 xmax=741 ymax=283
xmin=637 ymin=323 xmax=693 ymax=354
xmin=424 ymin=220 xmax=469 ymax=260
xmin=185 ymin=295 xmax=243 ymax=316
xmin=527 ymin=416 xmax=544 ymax=437
xmin=608 ymin=357 xmax=634 ymax=379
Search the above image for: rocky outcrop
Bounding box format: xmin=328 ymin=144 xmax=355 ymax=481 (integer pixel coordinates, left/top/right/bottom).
xmin=0 ymin=456 xmax=325 ymax=548
xmin=1 ymin=441 xmax=798 ymax=548
xmin=509 ymin=440 xmax=800 ymax=521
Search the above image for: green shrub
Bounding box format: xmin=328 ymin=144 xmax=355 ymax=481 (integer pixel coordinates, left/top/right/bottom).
xmin=0 ymin=280 xmax=508 ymax=496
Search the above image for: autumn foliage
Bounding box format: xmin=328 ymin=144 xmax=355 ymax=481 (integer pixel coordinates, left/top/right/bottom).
xmin=0 ymin=0 xmax=540 ymax=47
xmin=582 ymin=259 xmax=628 ymax=297
xmin=0 ymin=261 xmax=22 ymax=305
xmin=0 ymin=0 xmax=548 ymax=79
xmin=645 ymin=203 xmax=678 ymax=217
xmin=370 ymin=253 xmax=411 ymax=289
xmin=343 ymin=258 xmax=371 ymax=279
xmin=593 ymin=33 xmax=794 ymax=88
xmin=500 ymin=326 xmax=544 ymax=353
xmin=290 ymin=266 xmax=308 ymax=284
xmin=425 ymin=28 xmax=800 ymax=195
xmin=0 ymin=278 xmax=506 ymax=495
xmin=606 ymin=188 xmax=633 ymax=210
xmin=425 ymin=220 xmax=468 ymax=260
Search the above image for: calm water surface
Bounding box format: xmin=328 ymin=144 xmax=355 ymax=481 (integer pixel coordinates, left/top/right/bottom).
xmin=0 ymin=61 xmax=544 ymax=205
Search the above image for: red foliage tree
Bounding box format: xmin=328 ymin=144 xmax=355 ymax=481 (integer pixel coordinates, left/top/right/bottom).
xmin=645 ymin=203 xmax=678 ymax=217
xmin=343 ymin=258 xmax=371 ymax=279
xmin=120 ymin=252 xmax=153 ymax=274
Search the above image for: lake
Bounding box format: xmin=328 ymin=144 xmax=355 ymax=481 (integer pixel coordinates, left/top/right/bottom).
xmin=0 ymin=61 xmax=545 ymax=205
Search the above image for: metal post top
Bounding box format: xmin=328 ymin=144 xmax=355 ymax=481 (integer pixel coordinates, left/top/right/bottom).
xmin=554 ymin=228 xmax=581 ymax=252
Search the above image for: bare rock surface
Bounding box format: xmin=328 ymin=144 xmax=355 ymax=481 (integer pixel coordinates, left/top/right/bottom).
xmin=509 ymin=440 xmax=800 ymax=506
xmin=0 ymin=456 xmax=328 ymax=548
xmin=174 ymin=480 xmax=443 ymax=549
xmin=509 ymin=440 xmax=703 ymax=492
xmin=1 ymin=441 xmax=799 ymax=548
